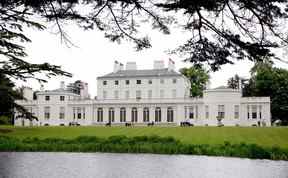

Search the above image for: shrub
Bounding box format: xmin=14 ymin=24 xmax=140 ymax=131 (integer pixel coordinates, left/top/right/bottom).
xmin=0 ymin=135 xmax=287 ymax=160
xmin=0 ymin=116 xmax=11 ymax=125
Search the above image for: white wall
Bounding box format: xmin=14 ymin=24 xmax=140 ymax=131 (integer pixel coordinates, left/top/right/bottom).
xmin=97 ymin=76 xmax=187 ymax=100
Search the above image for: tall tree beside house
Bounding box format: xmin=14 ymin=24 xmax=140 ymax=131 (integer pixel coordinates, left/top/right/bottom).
xmin=243 ymin=63 xmax=288 ymax=125
xmin=0 ymin=74 xmax=23 ymax=124
xmin=180 ymin=66 xmax=210 ymax=97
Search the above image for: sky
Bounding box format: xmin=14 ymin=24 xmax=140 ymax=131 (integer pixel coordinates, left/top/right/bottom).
xmin=18 ymin=21 xmax=288 ymax=98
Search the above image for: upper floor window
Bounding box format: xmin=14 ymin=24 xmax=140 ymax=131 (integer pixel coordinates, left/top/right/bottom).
xmin=103 ymin=81 xmax=107 ymax=85
xmin=125 ymin=80 xmax=130 ymax=85
xmin=60 ymin=96 xmax=65 ymax=101
xmin=45 ymin=96 xmax=50 ymax=101
xmin=160 ymin=79 xmax=164 ymax=84
xmin=148 ymin=90 xmax=152 ymax=99
xmin=136 ymin=90 xmax=141 ymax=99
xmin=148 ymin=79 xmax=152 ymax=84
xmin=172 ymin=89 xmax=176 ymax=98
xmin=172 ymin=78 xmax=177 ymax=84
xmin=137 ymin=80 xmax=141 ymax=84
xmin=115 ymin=80 xmax=119 ymax=85
xmin=103 ymin=91 xmax=107 ymax=99
xmin=160 ymin=90 xmax=164 ymax=98
xmin=125 ymin=90 xmax=129 ymax=99
xmin=114 ymin=90 xmax=119 ymax=99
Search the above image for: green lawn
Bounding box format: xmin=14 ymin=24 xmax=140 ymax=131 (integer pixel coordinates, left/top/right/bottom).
xmin=1 ymin=126 xmax=288 ymax=149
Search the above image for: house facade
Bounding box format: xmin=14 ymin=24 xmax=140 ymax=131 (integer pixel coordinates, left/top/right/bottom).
xmin=15 ymin=60 xmax=271 ymax=126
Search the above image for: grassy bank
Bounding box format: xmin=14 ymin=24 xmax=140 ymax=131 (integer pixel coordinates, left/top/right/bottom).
xmin=0 ymin=135 xmax=287 ymax=160
xmin=1 ymin=126 xmax=288 ymax=149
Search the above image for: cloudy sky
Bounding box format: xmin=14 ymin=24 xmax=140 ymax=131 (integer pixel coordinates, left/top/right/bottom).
xmin=19 ymin=21 xmax=288 ymax=97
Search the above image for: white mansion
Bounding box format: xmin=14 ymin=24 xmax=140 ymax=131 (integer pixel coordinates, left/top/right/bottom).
xmin=15 ymin=60 xmax=271 ymax=126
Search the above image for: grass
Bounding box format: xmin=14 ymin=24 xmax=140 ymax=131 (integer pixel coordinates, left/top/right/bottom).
xmin=0 ymin=126 xmax=288 ymax=149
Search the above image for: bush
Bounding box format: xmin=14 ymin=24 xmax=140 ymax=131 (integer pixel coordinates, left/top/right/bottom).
xmin=0 ymin=135 xmax=287 ymax=160
xmin=0 ymin=116 xmax=10 ymax=125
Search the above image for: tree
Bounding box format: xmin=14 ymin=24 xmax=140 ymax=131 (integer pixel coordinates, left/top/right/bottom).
xmin=0 ymin=73 xmax=33 ymax=123
xmin=180 ymin=66 xmax=209 ymax=97
xmin=227 ymin=74 xmax=247 ymax=90
xmin=243 ymin=63 xmax=288 ymax=125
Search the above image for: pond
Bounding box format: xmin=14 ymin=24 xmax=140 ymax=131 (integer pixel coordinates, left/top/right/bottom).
xmin=0 ymin=152 xmax=287 ymax=178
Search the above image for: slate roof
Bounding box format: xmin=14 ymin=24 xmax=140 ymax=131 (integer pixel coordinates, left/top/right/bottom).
xmin=97 ymin=68 xmax=182 ymax=79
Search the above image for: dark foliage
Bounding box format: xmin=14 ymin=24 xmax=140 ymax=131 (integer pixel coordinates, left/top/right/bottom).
xmin=243 ymin=61 xmax=288 ymax=124
xmin=0 ymin=135 xmax=287 ymax=160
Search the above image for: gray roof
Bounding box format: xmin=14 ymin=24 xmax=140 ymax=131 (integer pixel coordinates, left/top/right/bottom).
xmin=97 ymin=68 xmax=182 ymax=79
xmin=214 ymin=86 xmax=229 ymax=89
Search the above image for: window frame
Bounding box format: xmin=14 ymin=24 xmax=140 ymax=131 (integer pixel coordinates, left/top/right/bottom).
xmin=45 ymin=96 xmax=50 ymax=101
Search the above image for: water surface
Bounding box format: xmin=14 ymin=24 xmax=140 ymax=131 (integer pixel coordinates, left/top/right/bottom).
xmin=0 ymin=152 xmax=287 ymax=178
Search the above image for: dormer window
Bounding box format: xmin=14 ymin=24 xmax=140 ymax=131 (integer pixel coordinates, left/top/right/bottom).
xmin=115 ymin=80 xmax=119 ymax=85
xmin=103 ymin=81 xmax=107 ymax=85
xmin=45 ymin=96 xmax=50 ymax=101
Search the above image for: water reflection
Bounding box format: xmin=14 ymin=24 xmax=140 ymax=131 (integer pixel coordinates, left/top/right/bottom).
xmin=0 ymin=152 xmax=287 ymax=178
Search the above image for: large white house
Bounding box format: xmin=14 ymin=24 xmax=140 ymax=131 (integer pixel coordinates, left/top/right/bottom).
xmin=15 ymin=60 xmax=271 ymax=126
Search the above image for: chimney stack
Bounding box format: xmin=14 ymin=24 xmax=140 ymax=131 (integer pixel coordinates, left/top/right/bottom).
xmin=60 ymin=81 xmax=65 ymax=90
xmin=119 ymin=63 xmax=124 ymax=71
xmin=113 ymin=60 xmax=120 ymax=73
xmin=153 ymin=60 xmax=164 ymax=69
xmin=168 ymin=58 xmax=175 ymax=71
xmin=126 ymin=62 xmax=137 ymax=70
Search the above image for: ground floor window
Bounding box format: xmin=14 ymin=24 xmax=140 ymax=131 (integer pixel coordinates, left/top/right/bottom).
xmin=59 ymin=107 xmax=65 ymax=119
xmin=234 ymin=105 xmax=239 ymax=119
xmin=155 ymin=107 xmax=161 ymax=122
xmin=143 ymin=107 xmax=149 ymax=122
xmin=252 ymin=105 xmax=257 ymax=119
xmin=247 ymin=105 xmax=250 ymax=119
xmin=205 ymin=105 xmax=209 ymax=119
xmin=189 ymin=107 xmax=194 ymax=119
xmin=97 ymin=108 xmax=103 ymax=122
xmin=259 ymin=105 xmax=262 ymax=119
xmin=44 ymin=106 xmax=50 ymax=120
xmin=167 ymin=107 xmax=173 ymax=122
xmin=217 ymin=105 xmax=225 ymax=119
xmin=77 ymin=107 xmax=82 ymax=119
xmin=132 ymin=107 xmax=138 ymax=122
xmin=109 ymin=108 xmax=115 ymax=122
xmin=120 ymin=107 xmax=126 ymax=122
